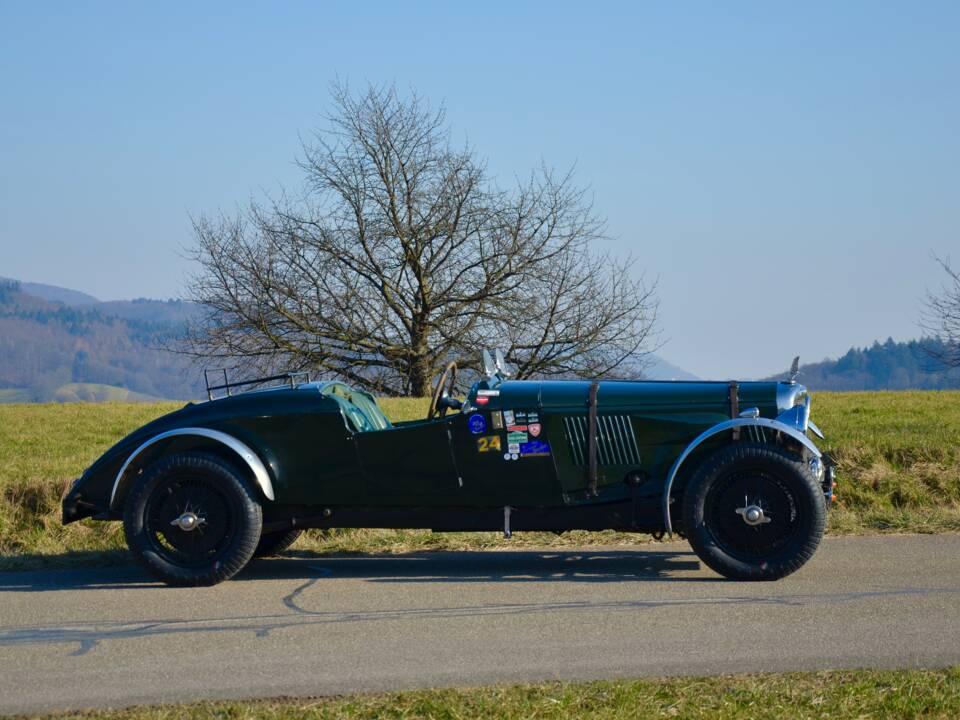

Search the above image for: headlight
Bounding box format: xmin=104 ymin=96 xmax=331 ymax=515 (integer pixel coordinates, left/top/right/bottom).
xmin=776 ymin=383 xmax=810 ymax=431
xmin=809 ymin=455 xmax=824 ymax=481
xmin=776 ymin=383 xmax=808 ymax=414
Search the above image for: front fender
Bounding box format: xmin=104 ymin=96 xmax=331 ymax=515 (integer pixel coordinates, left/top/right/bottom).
xmin=661 ymin=417 xmax=822 ymax=536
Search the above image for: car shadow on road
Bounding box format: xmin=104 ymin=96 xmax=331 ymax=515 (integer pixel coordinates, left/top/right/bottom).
xmin=0 ymin=547 xmax=712 ymax=591
xmin=0 ymin=550 xmax=162 ymax=591
xmin=241 ymin=547 xmax=712 ymax=584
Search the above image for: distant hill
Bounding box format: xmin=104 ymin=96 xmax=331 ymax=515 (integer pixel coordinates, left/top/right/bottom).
xmin=763 ymin=337 xmax=960 ymax=391
xmin=0 ymin=279 xmax=203 ymax=402
xmin=3 ymin=277 xmax=955 ymax=401
xmin=1 ymin=277 xmax=706 ymax=402
xmin=7 ymin=278 xmax=101 ymax=306
xmin=0 ymin=388 xmax=33 ymax=403
xmin=1 ymin=275 xmax=200 ymax=323
xmin=644 ymin=355 xmax=700 ymax=381
xmin=51 ymin=383 xmax=166 ymax=403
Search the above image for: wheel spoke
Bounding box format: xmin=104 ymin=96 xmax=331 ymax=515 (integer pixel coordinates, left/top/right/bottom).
xmin=144 ymin=475 xmax=235 ymax=567
xmin=705 ymin=469 xmax=801 ymax=560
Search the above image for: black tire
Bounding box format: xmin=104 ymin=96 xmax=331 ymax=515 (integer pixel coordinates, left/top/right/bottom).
xmin=682 ymin=443 xmax=826 ymax=581
xmin=123 ymin=452 xmax=263 ymax=587
xmin=254 ymin=528 xmax=302 ymax=557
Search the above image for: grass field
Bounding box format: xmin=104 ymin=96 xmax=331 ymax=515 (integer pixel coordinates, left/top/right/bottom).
xmin=29 ymin=668 xmax=960 ymax=719
xmin=1 ymin=391 xmax=959 ymax=569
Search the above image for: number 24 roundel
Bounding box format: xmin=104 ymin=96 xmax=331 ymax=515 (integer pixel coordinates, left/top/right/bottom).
xmin=476 ymin=435 xmax=502 ymax=452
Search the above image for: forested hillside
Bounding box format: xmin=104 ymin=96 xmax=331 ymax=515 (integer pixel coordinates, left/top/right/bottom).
xmin=765 ymin=338 xmax=960 ymax=390
xmin=0 ymin=280 xmax=202 ymax=401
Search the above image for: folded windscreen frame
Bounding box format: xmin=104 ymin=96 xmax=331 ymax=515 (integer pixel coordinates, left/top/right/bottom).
xmin=482 ymin=349 xmax=496 ymax=379
xmin=494 ymin=349 xmax=512 ymax=377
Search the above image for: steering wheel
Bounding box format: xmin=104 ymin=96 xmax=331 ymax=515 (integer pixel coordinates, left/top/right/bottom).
xmin=427 ymin=361 xmax=459 ymax=419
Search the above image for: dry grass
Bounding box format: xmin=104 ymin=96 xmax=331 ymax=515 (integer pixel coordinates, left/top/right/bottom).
xmin=2 ymin=391 xmax=960 ymax=570
xmin=811 ymin=391 xmax=960 ymax=534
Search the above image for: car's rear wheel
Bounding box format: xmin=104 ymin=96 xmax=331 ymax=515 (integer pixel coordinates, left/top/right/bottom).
xmin=123 ymin=452 xmax=262 ymax=587
xmin=254 ymin=528 xmax=302 ymax=557
xmin=682 ymin=443 xmax=825 ymax=581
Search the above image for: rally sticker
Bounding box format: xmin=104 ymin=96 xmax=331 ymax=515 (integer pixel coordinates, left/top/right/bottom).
xmin=476 ymin=435 xmax=502 ymax=452
xmin=508 ymin=442 xmax=520 ymax=454
xmin=490 ymin=411 xmax=504 ymax=430
xmin=507 ymin=430 xmax=528 ymax=445
xmin=503 ymin=410 xmax=515 ymax=425
xmin=520 ymin=440 xmax=551 ymax=457
xmin=477 ymin=389 xmax=500 ymax=397
xmin=506 ymin=424 xmax=527 ymax=433
xmin=528 ymin=422 xmax=542 ymax=437
xmin=475 ymin=396 xmax=489 ymax=406
xmin=468 ymin=413 xmax=487 ymax=434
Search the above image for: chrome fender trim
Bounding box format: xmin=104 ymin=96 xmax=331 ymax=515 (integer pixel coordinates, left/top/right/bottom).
xmin=109 ymin=427 xmax=275 ymax=509
xmin=661 ymin=418 xmax=822 ymax=537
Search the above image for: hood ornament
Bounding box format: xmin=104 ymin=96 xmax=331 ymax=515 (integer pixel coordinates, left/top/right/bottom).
xmin=788 ymin=356 xmax=800 ymax=384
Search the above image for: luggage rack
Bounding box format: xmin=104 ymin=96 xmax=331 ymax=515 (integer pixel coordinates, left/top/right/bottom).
xmin=203 ymin=369 xmax=311 ymax=401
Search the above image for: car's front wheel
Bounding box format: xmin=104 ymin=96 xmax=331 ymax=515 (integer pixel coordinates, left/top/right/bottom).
xmin=123 ymin=452 xmax=263 ymax=586
xmin=682 ymin=443 xmax=825 ymax=581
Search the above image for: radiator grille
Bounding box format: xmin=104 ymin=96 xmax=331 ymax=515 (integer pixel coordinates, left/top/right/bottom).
xmin=562 ymin=414 xmax=642 ymax=467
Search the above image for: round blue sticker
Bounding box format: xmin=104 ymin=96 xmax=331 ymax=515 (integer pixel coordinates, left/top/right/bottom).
xmin=468 ymin=413 xmax=487 ymax=434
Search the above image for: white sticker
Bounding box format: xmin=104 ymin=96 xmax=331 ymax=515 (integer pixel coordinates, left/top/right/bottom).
xmin=510 ymin=453 xmax=519 ymax=460
xmin=508 ymin=443 xmax=520 ymax=453
xmin=477 ymin=389 xmax=500 ymax=396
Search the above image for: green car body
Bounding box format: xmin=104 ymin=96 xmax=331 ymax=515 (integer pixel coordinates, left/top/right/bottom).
xmin=63 ymin=374 xmax=829 ymax=537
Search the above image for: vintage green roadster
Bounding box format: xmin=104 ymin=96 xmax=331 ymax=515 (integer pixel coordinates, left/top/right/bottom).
xmin=62 ymin=352 xmax=834 ymax=586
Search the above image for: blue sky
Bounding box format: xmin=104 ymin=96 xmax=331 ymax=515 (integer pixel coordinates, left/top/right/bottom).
xmin=1 ymin=1 xmax=957 ymax=378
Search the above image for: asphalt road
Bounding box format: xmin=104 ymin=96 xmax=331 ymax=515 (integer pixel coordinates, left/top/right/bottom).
xmin=2 ymin=534 xmax=959 ymax=715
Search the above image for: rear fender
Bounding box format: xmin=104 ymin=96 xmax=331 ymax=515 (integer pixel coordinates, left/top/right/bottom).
xmin=108 ymin=427 xmax=275 ymax=510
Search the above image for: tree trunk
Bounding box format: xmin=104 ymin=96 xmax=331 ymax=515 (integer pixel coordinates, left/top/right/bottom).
xmin=408 ymin=356 xmax=431 ymax=397
xmin=407 ymin=326 xmax=432 ymax=396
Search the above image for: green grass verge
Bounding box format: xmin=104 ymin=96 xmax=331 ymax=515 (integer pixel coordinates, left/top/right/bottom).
xmin=33 ymin=668 xmax=960 ymax=719
xmin=2 ymin=391 xmax=960 ymax=570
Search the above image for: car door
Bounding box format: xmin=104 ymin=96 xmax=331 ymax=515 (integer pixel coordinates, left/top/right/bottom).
xmin=355 ymin=418 xmax=462 ymax=504
xmin=449 ymin=407 xmax=563 ymax=506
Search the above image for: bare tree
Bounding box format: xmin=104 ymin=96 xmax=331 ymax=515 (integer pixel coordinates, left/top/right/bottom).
xmin=186 ymin=83 xmax=657 ymax=396
xmin=922 ymin=256 xmax=960 ymax=369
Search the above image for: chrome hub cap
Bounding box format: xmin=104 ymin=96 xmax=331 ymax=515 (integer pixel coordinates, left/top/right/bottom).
xmin=735 ymin=502 xmax=771 ymax=526
xmin=170 ymin=512 xmax=205 ymax=532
